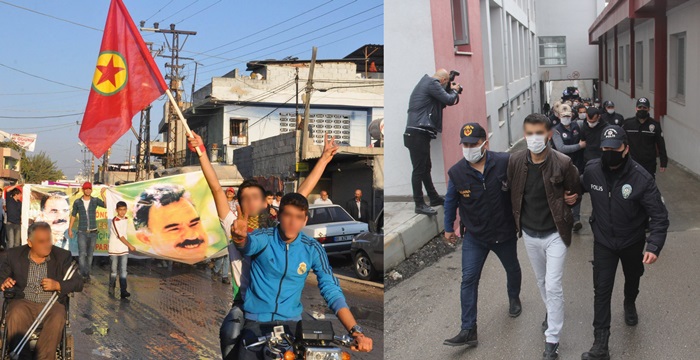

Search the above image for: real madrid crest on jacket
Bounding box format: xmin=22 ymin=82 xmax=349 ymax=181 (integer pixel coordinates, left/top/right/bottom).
xmin=581 ymin=129 xmax=669 ymax=254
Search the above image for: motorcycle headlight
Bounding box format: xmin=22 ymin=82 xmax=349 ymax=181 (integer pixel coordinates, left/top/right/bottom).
xmin=304 ymin=347 xmax=345 ymax=360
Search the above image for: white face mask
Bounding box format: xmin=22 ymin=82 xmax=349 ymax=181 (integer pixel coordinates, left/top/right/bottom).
xmin=578 ymin=113 xmax=587 ymax=120
xmin=588 ymin=120 xmax=598 ymax=128
xmin=607 ymin=108 xmax=615 ymax=114
xmin=594 ymin=103 xmax=600 ymax=108
xmin=560 ymin=117 xmax=572 ymax=126
xmin=463 ymin=142 xmax=486 ymax=163
xmin=526 ymin=134 xmax=547 ymax=154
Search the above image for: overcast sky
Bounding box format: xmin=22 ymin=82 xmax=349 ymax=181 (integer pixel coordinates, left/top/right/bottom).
xmin=0 ymin=0 xmax=383 ymax=178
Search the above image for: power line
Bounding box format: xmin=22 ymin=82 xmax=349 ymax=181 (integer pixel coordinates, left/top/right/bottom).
xmin=0 ymin=0 xmax=101 ymax=31
xmin=197 ymin=0 xmax=337 ymax=54
xmin=0 ymin=63 xmax=88 ymax=91
xmin=0 ymin=90 xmax=85 ymax=96
xmin=203 ymin=4 xmax=382 ymax=65
xmin=144 ymin=0 xmax=175 ymax=22
xmin=0 ymin=121 xmax=77 ymax=130
xmin=198 ymin=17 xmax=383 ymax=77
xmin=158 ymin=0 xmax=201 ymax=23
xmin=175 ymin=0 xmax=222 ymax=24
xmin=248 ymin=90 xmax=302 ymax=129
xmin=0 ymin=112 xmax=83 ymax=119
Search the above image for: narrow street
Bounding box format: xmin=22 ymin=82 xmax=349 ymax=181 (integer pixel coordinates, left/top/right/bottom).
xmin=385 ymin=162 xmax=700 ymax=360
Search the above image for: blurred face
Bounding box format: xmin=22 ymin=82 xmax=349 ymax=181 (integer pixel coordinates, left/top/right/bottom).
xmin=354 ymin=190 xmax=362 ymax=200
xmin=266 ymin=195 xmax=274 ymax=205
xmin=42 ymin=197 xmax=70 ymax=236
xmin=239 ymin=187 xmax=266 ymax=216
xmin=138 ymin=198 xmax=207 ymax=262
xmin=578 ymin=108 xmax=587 ymax=116
xmin=28 ymin=228 xmax=53 ymax=258
xmin=276 ymin=195 xmax=282 ymax=202
xmin=320 ymin=191 xmax=328 ymax=200
xmin=278 ymin=205 xmax=308 ymax=241
xmin=12 ymin=193 xmax=21 ymax=202
xmin=587 ymin=114 xmax=600 ymax=124
xmin=83 ymin=188 xmax=92 ymax=197
xmin=226 ymin=191 xmax=235 ymax=201
xmin=116 ymin=206 xmax=127 ymax=218
xmin=523 ymin=122 xmax=550 ymax=139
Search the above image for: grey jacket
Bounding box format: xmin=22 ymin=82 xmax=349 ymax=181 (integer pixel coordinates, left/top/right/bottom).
xmin=405 ymin=75 xmax=459 ymax=135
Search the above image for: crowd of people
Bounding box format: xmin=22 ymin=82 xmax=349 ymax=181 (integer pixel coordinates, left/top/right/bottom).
xmin=405 ymin=70 xmax=669 ymax=360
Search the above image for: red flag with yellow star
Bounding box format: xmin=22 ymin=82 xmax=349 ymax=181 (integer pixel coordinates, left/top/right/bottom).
xmin=80 ymin=0 xmax=168 ymax=158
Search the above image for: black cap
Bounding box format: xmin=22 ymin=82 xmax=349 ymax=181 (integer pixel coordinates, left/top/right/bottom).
xmin=460 ymin=123 xmax=487 ymax=144
xmin=636 ymin=97 xmax=650 ymax=108
xmin=586 ymin=107 xmax=601 ymax=118
xmin=603 ymin=100 xmax=615 ymax=108
xmin=600 ymin=125 xmax=627 ymax=148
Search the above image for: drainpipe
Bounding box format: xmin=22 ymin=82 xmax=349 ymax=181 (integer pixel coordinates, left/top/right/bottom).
xmin=501 ymin=0 xmax=513 ymax=146
xmin=527 ymin=0 xmax=535 ymax=114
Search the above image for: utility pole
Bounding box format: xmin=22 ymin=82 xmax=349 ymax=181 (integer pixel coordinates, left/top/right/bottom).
xmin=141 ymin=22 xmax=196 ymax=168
xmin=134 ymin=42 xmax=162 ymax=181
xmin=295 ymin=66 xmax=300 ymax=128
xmin=300 ymin=47 xmax=317 ymax=161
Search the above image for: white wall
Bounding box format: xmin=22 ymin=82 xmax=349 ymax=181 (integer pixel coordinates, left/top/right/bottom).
xmin=536 ymin=0 xmax=600 ymax=81
xmin=385 ymin=0 xmax=438 ymax=197
xmin=664 ymin=0 xmax=700 ymax=175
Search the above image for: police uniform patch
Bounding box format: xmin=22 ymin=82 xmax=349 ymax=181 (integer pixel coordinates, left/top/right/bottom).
xmin=297 ymin=262 xmax=307 ymax=275
xmin=649 ymin=124 xmax=655 ymax=132
xmin=459 ymin=189 xmax=471 ymax=198
xmin=562 ymin=133 xmax=568 ymax=138
xmin=622 ymin=184 xmax=632 ymax=199
xmin=463 ymin=125 xmax=474 ymax=137
xmin=604 ymin=128 xmax=617 ymax=138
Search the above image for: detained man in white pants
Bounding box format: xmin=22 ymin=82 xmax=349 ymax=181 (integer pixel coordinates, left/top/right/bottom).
xmin=507 ymin=114 xmax=582 ymax=360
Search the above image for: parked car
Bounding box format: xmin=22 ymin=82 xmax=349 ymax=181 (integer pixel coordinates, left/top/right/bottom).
xmin=350 ymin=209 xmax=383 ymax=281
xmin=302 ymin=204 xmax=369 ymax=255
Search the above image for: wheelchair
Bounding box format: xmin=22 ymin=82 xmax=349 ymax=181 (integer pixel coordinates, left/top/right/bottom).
xmin=0 ymin=289 xmax=74 ymax=360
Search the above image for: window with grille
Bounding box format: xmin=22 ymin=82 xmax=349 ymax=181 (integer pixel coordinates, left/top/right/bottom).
xmin=279 ymin=112 xmax=351 ymax=145
xmin=230 ymin=118 xmax=248 ymax=145
xmin=538 ymin=36 xmax=566 ymax=66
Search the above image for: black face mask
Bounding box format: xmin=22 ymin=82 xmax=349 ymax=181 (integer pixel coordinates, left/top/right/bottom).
xmin=636 ymin=110 xmax=649 ymax=119
xmin=601 ymin=150 xmax=627 ymax=170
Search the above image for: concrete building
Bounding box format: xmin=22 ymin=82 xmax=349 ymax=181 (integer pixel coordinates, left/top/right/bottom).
xmin=0 ymin=147 xmax=21 ymax=184
xmin=385 ymin=0 xmax=539 ymax=197
xmin=178 ymin=47 xmax=384 ymax=169
xmin=589 ymin=0 xmax=700 ymax=175
xmin=537 ymin=0 xmax=606 ymax=104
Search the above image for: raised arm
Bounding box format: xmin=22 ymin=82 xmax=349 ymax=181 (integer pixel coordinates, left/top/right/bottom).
xmin=297 ymin=133 xmax=339 ymax=197
xmin=188 ymin=132 xmax=230 ymax=220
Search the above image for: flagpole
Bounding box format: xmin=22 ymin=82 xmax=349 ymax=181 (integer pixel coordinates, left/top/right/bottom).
xmin=164 ymin=89 xmax=201 ymax=156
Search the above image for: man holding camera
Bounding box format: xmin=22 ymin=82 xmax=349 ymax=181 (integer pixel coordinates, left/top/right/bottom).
xmin=404 ymin=69 xmax=461 ymax=215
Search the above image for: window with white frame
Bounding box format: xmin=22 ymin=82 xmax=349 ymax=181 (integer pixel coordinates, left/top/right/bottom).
xmin=451 ymin=0 xmax=470 ymax=46
xmin=635 ymin=41 xmax=643 ymax=87
xmin=670 ymin=32 xmax=686 ymax=101
xmin=538 ymin=36 xmax=566 ymax=66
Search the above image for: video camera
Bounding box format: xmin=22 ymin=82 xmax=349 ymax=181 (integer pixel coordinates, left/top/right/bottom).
xmin=446 ymin=70 xmax=463 ymax=94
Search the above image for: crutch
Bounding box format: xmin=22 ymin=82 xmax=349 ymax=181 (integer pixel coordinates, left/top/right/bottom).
xmin=10 ymin=261 xmax=77 ymax=360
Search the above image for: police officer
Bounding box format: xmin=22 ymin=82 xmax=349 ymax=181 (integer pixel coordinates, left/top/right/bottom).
xmin=580 ymin=126 xmax=669 ymax=360
xmin=442 ymin=123 xmax=522 ymax=348
xmin=580 ymin=107 xmax=608 ymax=165
xmin=404 ymin=69 xmax=460 ymax=215
xmin=600 ymin=101 xmax=624 ymax=126
xmin=551 ymin=104 xmax=585 ymax=232
xmin=621 ymin=97 xmax=668 ymax=177
xmin=549 ymin=100 xmax=562 ymax=128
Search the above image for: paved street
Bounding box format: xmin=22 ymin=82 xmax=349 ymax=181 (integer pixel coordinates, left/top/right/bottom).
xmin=385 ymin=162 xmax=700 ymax=360
xmin=0 ymin=257 xmax=383 ymax=359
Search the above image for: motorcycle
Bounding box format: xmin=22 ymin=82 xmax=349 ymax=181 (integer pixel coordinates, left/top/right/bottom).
xmin=244 ymin=320 xmax=354 ymax=360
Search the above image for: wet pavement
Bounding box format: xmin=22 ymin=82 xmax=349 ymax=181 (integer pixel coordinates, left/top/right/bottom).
xmin=385 ymin=162 xmax=700 ymax=360
xmin=1 ymin=257 xmax=383 ymax=359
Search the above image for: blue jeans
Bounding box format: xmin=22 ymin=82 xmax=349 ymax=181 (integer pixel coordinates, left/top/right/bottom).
xmin=77 ymin=231 xmax=98 ymax=277
xmin=460 ymin=235 xmax=522 ymax=330
xmin=110 ymin=255 xmax=128 ymax=280
xmin=220 ymin=303 xmax=244 ymax=360
xmin=213 ymin=254 xmax=230 ymax=278
xmin=572 ymin=201 xmax=581 ymax=222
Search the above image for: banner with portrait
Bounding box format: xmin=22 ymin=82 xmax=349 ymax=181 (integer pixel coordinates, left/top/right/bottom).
xmin=21 ymin=184 xmax=109 ymax=256
xmin=104 ymin=171 xmax=228 ymax=265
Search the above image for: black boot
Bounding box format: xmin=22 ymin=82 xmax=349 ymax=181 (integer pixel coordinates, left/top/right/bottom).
xmin=581 ymin=329 xmax=610 ymax=360
xmin=509 ymin=297 xmax=522 ymax=317
xmin=415 ymin=203 xmax=437 ymax=216
xmin=624 ymin=300 xmax=638 ymax=326
xmin=443 ymin=324 xmax=477 ymax=347
xmin=119 ymin=278 xmax=131 ymax=298
xmin=429 ymin=196 xmax=445 ymax=207
xmin=108 ymin=276 xmax=116 ymax=297
xmin=543 ymin=342 xmax=559 ymax=360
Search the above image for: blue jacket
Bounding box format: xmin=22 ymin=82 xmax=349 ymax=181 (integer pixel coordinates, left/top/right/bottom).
xmin=237 ymin=226 xmax=348 ymax=322
xmin=444 ymin=151 xmax=517 ymax=244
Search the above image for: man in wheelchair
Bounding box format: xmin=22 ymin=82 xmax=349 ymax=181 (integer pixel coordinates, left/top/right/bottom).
xmin=0 ymin=222 xmax=83 ymax=360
